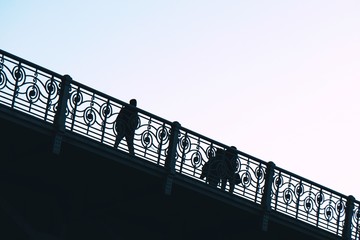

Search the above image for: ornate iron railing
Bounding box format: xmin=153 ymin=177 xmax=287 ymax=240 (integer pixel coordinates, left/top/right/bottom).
xmin=64 ymin=80 xmax=173 ymax=166
xmin=272 ymin=167 xmax=348 ymax=236
xmin=0 ymin=50 xmax=62 ymax=123
xmin=174 ymin=126 xmax=267 ymax=205
xmin=0 ymin=49 xmax=359 ymax=239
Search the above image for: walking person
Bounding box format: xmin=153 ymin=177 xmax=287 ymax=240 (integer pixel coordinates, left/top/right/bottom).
xmin=114 ymin=99 xmax=138 ymax=155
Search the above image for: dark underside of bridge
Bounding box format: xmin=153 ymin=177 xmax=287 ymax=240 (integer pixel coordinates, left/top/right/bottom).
xmin=0 ymin=109 xmax=339 ymax=240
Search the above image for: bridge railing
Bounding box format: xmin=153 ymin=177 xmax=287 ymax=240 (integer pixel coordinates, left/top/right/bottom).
xmin=175 ymin=126 xmax=267 ymax=205
xmin=1 ymin=49 xmax=359 ymax=239
xmin=0 ymin=50 xmax=62 ymax=124
xmin=272 ymin=166 xmax=348 ymax=237
xmin=64 ymin=80 xmax=173 ymax=166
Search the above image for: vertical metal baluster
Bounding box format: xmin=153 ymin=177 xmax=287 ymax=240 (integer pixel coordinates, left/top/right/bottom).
xmin=327 ymin=192 xmax=333 ymax=229
xmin=156 ymin=123 xmax=166 ymax=165
xmin=305 ymin=184 xmax=313 ymax=221
xmin=205 ymin=142 xmax=214 ymax=184
xmin=254 ymin=162 xmax=262 ymax=204
xmin=11 ymin=62 xmax=21 ymax=109
xmin=143 ymin=117 xmax=152 ymax=157
xmin=193 ymin=137 xmax=201 ymax=177
xmin=335 ymin=196 xmax=343 ymax=236
xmin=44 ymin=76 xmax=55 ymax=122
xmin=28 ymin=69 xmax=38 ymax=113
xmin=70 ymin=87 xmax=81 ymax=132
xmin=295 ymin=179 xmax=303 ymax=219
xmin=86 ymin=93 xmax=95 ymax=135
xmin=274 ymin=171 xmax=282 ymax=211
xmin=179 ymin=132 xmax=187 ymax=174
xmin=100 ymin=99 xmax=110 ymax=144
xmin=285 ymin=175 xmax=292 ymax=213
xmin=316 ymin=188 xmax=323 ymax=227
xmin=242 ymin=157 xmax=251 ymax=196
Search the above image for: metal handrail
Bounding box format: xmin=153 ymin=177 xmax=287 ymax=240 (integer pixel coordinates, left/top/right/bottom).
xmin=0 ymin=49 xmax=63 ymax=79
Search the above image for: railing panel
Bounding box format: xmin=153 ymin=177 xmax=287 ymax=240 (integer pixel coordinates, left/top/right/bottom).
xmin=272 ymin=168 xmax=346 ymax=237
xmin=133 ymin=113 xmax=171 ymax=166
xmin=175 ymin=128 xmax=218 ymax=181
xmin=0 ymin=52 xmax=61 ymax=123
xmin=235 ymin=155 xmax=266 ymax=204
xmin=175 ymin=127 xmax=266 ymax=204
xmin=65 ymin=81 xmax=172 ymax=166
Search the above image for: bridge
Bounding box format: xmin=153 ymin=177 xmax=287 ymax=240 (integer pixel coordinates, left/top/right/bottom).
xmin=0 ymin=49 xmax=359 ymax=239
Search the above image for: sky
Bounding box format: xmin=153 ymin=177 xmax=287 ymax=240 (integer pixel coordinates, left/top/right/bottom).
xmin=2 ymin=1 xmax=360 ymax=199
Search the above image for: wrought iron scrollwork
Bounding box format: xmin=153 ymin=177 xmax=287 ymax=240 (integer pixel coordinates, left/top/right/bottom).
xmin=64 ymin=84 xmax=172 ymax=164
xmin=0 ymin=69 xmax=7 ymax=90
xmin=178 ymin=135 xmax=191 ymax=155
xmin=173 ymin=129 xmax=266 ymax=202
xmin=135 ymin=117 xmax=170 ymax=161
xmin=190 ymin=151 xmax=202 ymax=169
xmin=272 ymin=170 xmax=346 ymax=234
xmin=0 ymin=53 xmax=61 ymax=122
xmin=12 ymin=65 xmax=26 ymax=85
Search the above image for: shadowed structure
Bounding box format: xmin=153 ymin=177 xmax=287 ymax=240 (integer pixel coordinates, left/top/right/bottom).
xmin=0 ymin=49 xmax=357 ymax=239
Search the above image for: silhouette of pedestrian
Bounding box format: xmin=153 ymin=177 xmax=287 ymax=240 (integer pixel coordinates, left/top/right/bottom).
xmin=223 ymin=146 xmax=238 ymax=193
xmin=200 ymin=148 xmax=228 ymax=188
xmin=114 ymin=99 xmax=138 ymax=155
xmin=201 ymin=146 xmax=240 ymax=193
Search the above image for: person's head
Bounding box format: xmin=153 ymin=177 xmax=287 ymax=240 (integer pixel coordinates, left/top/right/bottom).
xmin=227 ymin=146 xmax=237 ymax=155
xmin=129 ymin=99 xmax=137 ymax=107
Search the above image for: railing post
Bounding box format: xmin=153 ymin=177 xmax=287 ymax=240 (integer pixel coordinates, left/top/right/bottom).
xmin=342 ymin=195 xmax=355 ymax=240
xmin=163 ymin=121 xmax=180 ymax=195
xmin=260 ymin=161 xmax=275 ymax=232
xmin=52 ymin=74 xmax=71 ymax=155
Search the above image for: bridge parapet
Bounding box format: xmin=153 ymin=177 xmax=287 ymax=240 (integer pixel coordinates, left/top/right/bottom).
xmin=1 ymin=49 xmax=359 ymax=239
xmin=272 ymin=166 xmax=349 ymax=237
xmin=0 ymin=50 xmax=62 ymax=123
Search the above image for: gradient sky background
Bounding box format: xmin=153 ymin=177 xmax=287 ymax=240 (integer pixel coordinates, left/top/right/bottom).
xmin=2 ymin=1 xmax=360 ymax=199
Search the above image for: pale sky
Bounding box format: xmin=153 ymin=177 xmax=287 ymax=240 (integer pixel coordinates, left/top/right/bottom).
xmin=2 ymin=1 xmax=360 ymax=199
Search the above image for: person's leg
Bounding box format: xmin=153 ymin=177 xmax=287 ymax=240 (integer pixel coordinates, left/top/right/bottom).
xmin=125 ymin=131 xmax=135 ymax=155
xmin=208 ymin=175 xmax=219 ymax=188
xmin=229 ymin=176 xmax=235 ymax=193
xmin=221 ymin=178 xmax=227 ymax=191
xmin=229 ymin=183 xmax=235 ymax=193
xmin=114 ymin=130 xmax=125 ymax=148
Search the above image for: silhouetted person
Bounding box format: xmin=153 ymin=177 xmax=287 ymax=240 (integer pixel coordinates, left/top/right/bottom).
xmin=114 ymin=99 xmax=138 ymax=155
xmin=201 ymin=148 xmax=227 ymax=188
xmin=200 ymin=150 xmax=223 ymax=188
xmin=223 ymin=146 xmax=238 ymax=193
xmin=200 ymin=146 xmax=240 ymax=193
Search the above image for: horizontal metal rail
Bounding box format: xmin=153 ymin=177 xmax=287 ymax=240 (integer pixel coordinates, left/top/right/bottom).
xmin=1 ymin=48 xmax=359 ymax=239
